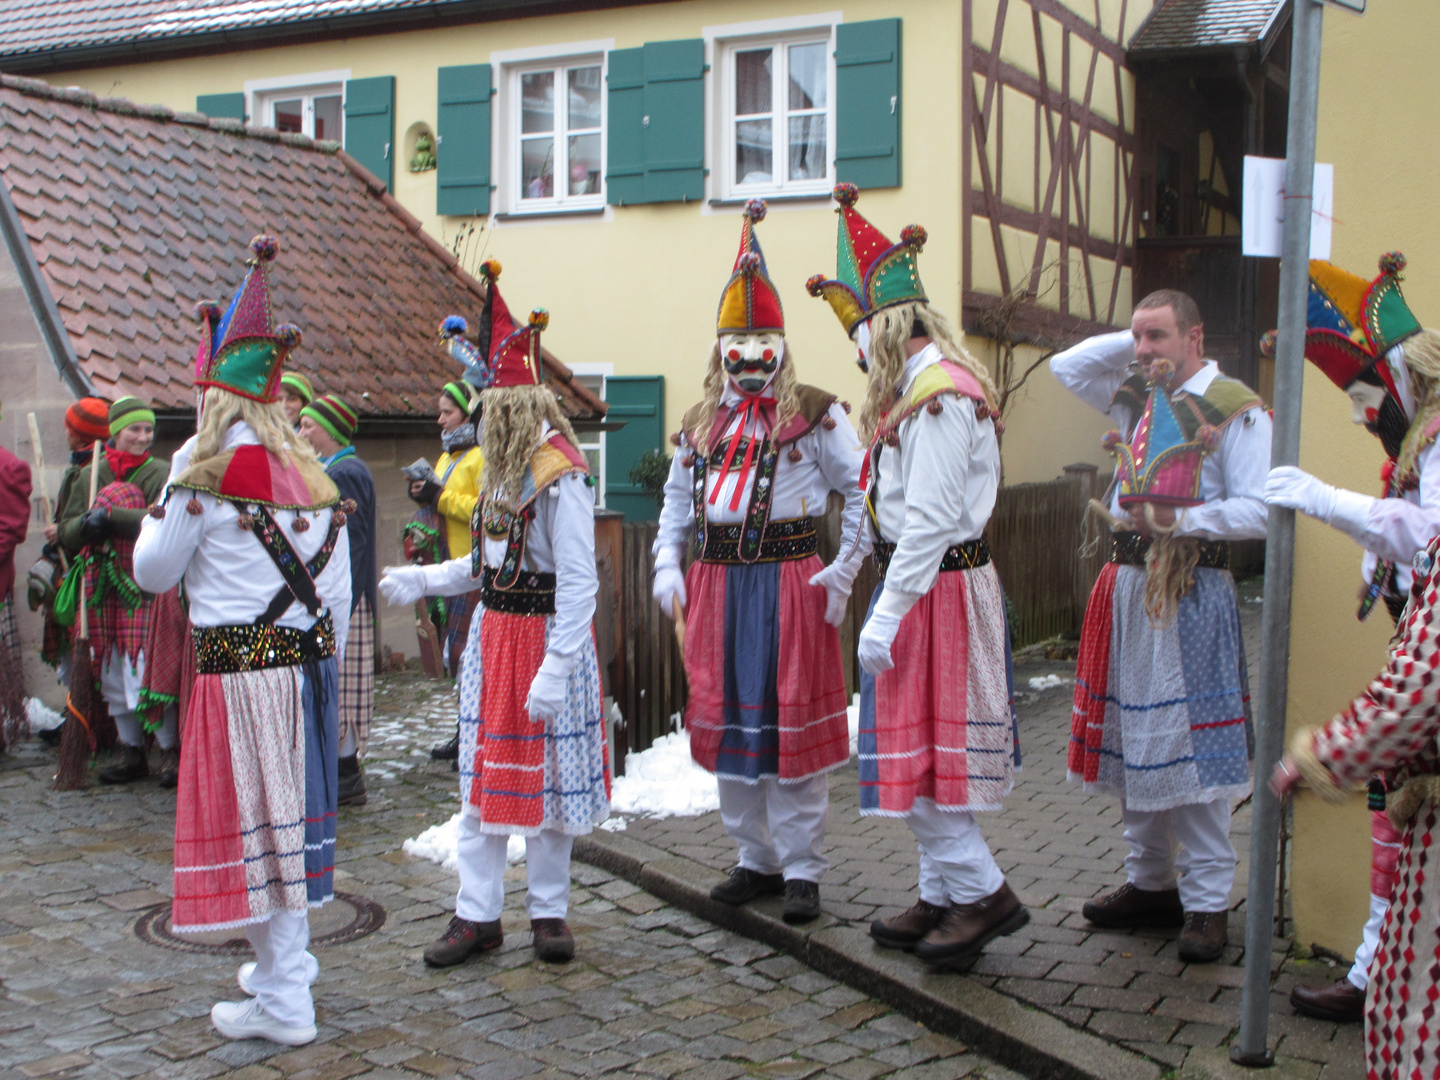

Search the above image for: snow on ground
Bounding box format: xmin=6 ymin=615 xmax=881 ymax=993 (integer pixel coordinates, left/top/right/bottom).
xmin=25 ymin=698 xmax=62 ymax=734
xmin=404 ymin=814 xmax=527 ymax=868
xmin=1027 ymin=674 xmax=1071 ymax=691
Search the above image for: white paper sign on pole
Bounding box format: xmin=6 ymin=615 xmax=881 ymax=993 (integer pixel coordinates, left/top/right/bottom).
xmin=1242 ymin=156 xmax=1333 ymax=259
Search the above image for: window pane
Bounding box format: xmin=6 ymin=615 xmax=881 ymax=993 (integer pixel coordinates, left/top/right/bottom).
xmin=522 ymin=137 xmax=555 ymax=199
xmin=567 ymin=133 xmax=601 ymax=195
xmin=521 ymin=71 xmax=554 ymax=134
xmin=568 ymin=66 xmax=602 ymax=130
xmin=735 ymin=118 xmax=773 ymax=185
xmin=788 ymin=115 xmax=827 ymax=181
xmin=313 ymin=95 xmax=342 ymax=141
xmin=273 ymin=98 xmax=303 ymax=133
xmin=735 ymin=49 xmax=773 ymax=116
xmin=788 ymin=43 xmax=827 ymax=110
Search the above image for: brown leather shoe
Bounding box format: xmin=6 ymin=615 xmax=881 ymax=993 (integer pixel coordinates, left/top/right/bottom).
xmin=870 ymin=899 xmax=950 ymax=951
xmin=1290 ymin=977 xmax=1365 ymax=1023
xmin=98 ymin=745 xmax=148 ymax=785
xmin=531 ymin=918 xmax=574 ymax=963
xmin=1082 ymin=883 xmax=1185 ymax=929
xmin=1177 ymin=910 xmax=1228 ymax=963
xmin=710 ymin=867 xmax=785 ymax=905
xmin=914 ymin=883 xmax=1030 ymax=970
xmin=423 ymin=916 xmax=502 ymax=967
xmin=157 ymin=748 xmax=180 ymax=790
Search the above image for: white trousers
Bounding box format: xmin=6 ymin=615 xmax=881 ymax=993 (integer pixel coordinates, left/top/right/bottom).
xmin=454 ymin=814 xmax=574 ymax=923
xmin=1122 ymin=798 xmax=1236 ymax=913
xmin=111 ymin=704 xmax=177 ymax=751
xmin=245 ymin=911 xmax=318 ymax=1028
xmin=1349 ymin=893 xmax=1391 ymax=990
xmin=717 ymin=773 xmax=830 ymax=883
xmin=906 ymin=797 xmax=1006 ymax=905
xmin=101 ymin=648 xmax=177 ymax=750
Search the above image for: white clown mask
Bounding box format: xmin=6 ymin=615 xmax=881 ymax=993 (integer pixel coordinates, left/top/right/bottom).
xmin=720 ymin=331 xmax=783 ymax=395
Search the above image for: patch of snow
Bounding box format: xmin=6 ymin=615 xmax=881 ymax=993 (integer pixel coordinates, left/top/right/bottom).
xmin=1027 ymin=674 xmax=1070 ymax=691
xmin=403 ymin=813 xmax=527 ymax=871
xmin=599 ymin=817 xmax=627 ymax=832
xmin=610 ymin=730 xmax=719 ymax=818
xmin=848 ymin=693 xmax=860 ymax=755
xmin=26 ymin=698 xmax=63 ymax=733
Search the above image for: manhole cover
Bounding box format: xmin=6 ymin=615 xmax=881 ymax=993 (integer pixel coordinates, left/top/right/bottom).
xmin=134 ymin=892 xmax=386 ymax=955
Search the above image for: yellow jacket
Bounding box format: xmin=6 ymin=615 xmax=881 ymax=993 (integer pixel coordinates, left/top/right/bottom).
xmin=435 ymin=444 xmax=483 ymax=559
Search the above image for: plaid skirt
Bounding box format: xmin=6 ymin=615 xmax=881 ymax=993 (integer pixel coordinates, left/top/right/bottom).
xmin=338 ymin=595 xmax=375 ymax=754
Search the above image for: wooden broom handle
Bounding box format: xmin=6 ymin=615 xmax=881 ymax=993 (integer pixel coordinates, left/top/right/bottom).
xmin=77 ymin=438 xmax=101 ymax=640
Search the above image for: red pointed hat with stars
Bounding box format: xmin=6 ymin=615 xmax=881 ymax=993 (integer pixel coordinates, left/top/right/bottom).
xmin=806 ymin=184 xmax=928 ymax=338
xmin=476 ymin=259 xmax=548 ymax=389
xmin=716 ymin=199 xmax=785 ymax=335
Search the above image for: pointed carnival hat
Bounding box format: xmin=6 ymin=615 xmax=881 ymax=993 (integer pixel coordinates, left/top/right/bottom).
xmin=1105 ymin=361 xmax=1218 ymax=509
xmin=193 ymin=235 xmax=302 ymax=403
xmin=806 ymin=183 xmax=927 ymax=338
xmin=435 ymin=259 xmax=549 ymax=396
xmin=1290 ymin=252 xmax=1424 ymax=391
xmin=716 ymin=199 xmax=785 ymax=335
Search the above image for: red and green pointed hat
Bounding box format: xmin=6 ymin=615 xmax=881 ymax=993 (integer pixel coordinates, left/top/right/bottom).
xmin=193 ymin=235 xmax=302 ymax=403
xmin=477 ymin=259 xmax=547 ymax=389
xmin=716 ymin=199 xmax=785 ymax=335
xmin=806 ymin=184 xmax=928 ymax=338
xmin=1299 ymin=253 xmax=1422 ymax=392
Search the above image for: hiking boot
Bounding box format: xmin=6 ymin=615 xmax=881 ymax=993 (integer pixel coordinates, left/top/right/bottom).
xmin=709 ymin=867 xmax=785 ymax=905
xmin=782 ymin=880 xmax=821 ymax=924
xmin=157 ymin=748 xmax=180 ymax=790
xmin=430 ymin=730 xmax=459 ymax=761
xmin=914 ymin=883 xmax=1030 ymax=970
xmin=338 ymin=754 xmax=367 ymax=806
xmin=98 ymin=745 xmax=148 ymax=785
xmin=1082 ymin=883 xmax=1185 ymax=929
xmin=870 ymin=899 xmax=950 ymax=951
xmin=1290 ymin=977 xmax=1365 ymax=1023
xmin=1177 ymin=910 xmax=1228 ymax=964
xmin=531 ymin=918 xmax=575 ymax=963
xmin=422 ymin=916 xmax=502 ymax=967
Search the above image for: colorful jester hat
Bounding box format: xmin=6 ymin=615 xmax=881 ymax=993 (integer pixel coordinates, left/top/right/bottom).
xmin=716 ymin=199 xmax=784 ymax=335
xmin=476 ymin=259 xmax=548 ymax=388
xmin=1291 ymin=252 xmax=1423 ymax=393
xmin=1104 ymin=361 xmax=1219 ymax=510
xmin=806 ymin=184 xmax=928 ymax=338
xmin=193 ymin=235 xmax=302 ymax=403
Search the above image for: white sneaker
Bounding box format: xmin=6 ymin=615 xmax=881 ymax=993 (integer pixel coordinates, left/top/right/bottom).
xmin=237 ymin=962 xmax=257 ymax=996
xmin=211 ymin=998 xmax=317 ymax=1046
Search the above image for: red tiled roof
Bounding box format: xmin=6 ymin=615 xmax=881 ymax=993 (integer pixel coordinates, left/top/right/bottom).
xmin=1129 ymin=0 xmax=1287 ymax=54
xmin=0 ymin=73 xmax=604 ymax=421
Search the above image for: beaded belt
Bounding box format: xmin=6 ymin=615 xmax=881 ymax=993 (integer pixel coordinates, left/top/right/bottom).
xmin=481 ymin=565 xmax=556 ymax=616
xmin=874 ymin=537 xmax=991 ymax=580
xmin=194 ymin=613 xmax=335 ymax=674
xmin=700 ymin=517 xmax=819 ymax=564
xmin=1110 ymin=531 xmax=1231 ymax=570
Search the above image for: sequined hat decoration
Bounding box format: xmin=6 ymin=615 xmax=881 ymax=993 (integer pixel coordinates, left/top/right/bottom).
xmin=1292 ymin=253 xmax=1423 ymax=392
xmin=1106 ymin=364 xmax=1217 ymax=509
xmin=717 ymin=199 xmax=785 ymax=336
xmin=193 ymin=235 xmax=302 ymax=404
xmin=477 ymin=260 xmax=547 ymax=389
xmin=806 ymin=184 xmax=927 ymax=338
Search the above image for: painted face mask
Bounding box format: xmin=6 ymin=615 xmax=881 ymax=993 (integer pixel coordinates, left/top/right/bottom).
xmin=720 ymin=331 xmax=782 ymax=395
xmin=1347 ymin=378 xmax=1410 ymax=461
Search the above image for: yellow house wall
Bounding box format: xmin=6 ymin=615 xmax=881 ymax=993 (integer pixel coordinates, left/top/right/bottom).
xmin=1286 ymin=0 xmax=1440 ymax=958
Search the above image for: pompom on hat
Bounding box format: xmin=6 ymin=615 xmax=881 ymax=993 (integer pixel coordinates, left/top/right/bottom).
xmin=438 ymin=314 xmax=493 ymax=391
xmin=806 ymin=184 xmax=928 ymax=338
xmin=193 ymin=235 xmax=303 ymax=403
xmin=1297 ymin=252 xmax=1423 ymax=393
xmin=716 ymin=199 xmax=785 ymax=336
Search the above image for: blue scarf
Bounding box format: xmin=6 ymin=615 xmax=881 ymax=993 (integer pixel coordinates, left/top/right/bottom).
xmin=322 ymin=446 xmax=357 ymax=469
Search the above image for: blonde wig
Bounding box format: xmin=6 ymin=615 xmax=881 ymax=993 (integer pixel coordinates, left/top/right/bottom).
xmin=193 ymin=387 xmax=318 ymax=468
xmin=1084 ymin=497 xmax=1198 ymax=626
xmin=1396 ymin=328 xmax=1440 ymax=481
xmin=858 ymin=302 xmax=999 ymax=443
xmin=687 ymin=340 xmax=801 ymax=456
xmin=479 ymin=384 xmax=581 ymax=509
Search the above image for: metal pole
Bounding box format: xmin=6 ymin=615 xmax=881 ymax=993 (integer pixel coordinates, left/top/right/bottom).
xmin=1232 ymin=0 xmax=1324 ymax=1066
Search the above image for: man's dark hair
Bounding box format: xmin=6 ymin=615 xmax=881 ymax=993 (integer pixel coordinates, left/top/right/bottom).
xmin=1135 ymin=289 xmax=1203 ymax=334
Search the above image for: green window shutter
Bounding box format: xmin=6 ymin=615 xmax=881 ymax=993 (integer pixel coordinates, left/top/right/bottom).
xmin=436 ymin=64 xmax=493 ymax=216
xmin=196 ymin=93 xmax=245 ymax=121
xmin=604 ymin=375 xmax=665 ymax=522
xmin=344 ymin=76 xmax=396 ymax=191
xmin=606 ymin=39 xmax=705 ymax=206
xmin=835 ymin=18 xmax=902 ymax=189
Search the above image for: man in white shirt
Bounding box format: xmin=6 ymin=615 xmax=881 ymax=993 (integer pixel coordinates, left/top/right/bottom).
xmin=1051 ymin=289 xmax=1270 ymax=963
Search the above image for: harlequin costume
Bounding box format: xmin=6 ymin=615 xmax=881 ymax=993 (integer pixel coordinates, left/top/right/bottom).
xmin=133 ymin=236 xmax=350 ymax=1046
xmin=808 ymin=184 xmax=1025 ymax=968
xmin=380 ymin=261 xmax=608 ymax=965
xmin=1050 ymin=303 xmax=1270 ymax=962
xmin=648 ymin=201 xmax=865 ymax=922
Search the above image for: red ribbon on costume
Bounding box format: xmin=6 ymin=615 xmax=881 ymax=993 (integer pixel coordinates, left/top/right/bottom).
xmin=708 ymin=394 xmax=777 ymax=512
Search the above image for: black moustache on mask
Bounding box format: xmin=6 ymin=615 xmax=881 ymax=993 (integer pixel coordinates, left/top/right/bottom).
xmin=1366 ymin=392 xmax=1410 ymax=462
xmin=724 ymin=355 xmax=780 ymax=378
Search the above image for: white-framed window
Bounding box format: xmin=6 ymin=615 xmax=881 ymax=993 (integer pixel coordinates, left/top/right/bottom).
xmin=567 ymin=364 xmax=611 ymax=507
xmin=245 ymin=70 xmax=349 ymax=141
xmin=502 ymin=54 xmax=605 ymax=214
xmin=715 ymin=29 xmax=835 ymax=200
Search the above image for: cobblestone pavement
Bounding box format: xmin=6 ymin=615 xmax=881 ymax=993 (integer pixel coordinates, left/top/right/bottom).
xmin=0 ymin=677 xmax=1017 ymax=1080
xmin=595 ymin=577 xmax=1364 ymax=1079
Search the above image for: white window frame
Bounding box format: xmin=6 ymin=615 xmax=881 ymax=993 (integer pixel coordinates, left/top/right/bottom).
xmin=491 ymin=42 xmax=611 ymax=217
xmin=566 ymin=363 xmax=613 ymax=507
xmin=705 ymin=15 xmax=840 ymax=203
xmin=244 ymin=70 xmax=350 ymax=141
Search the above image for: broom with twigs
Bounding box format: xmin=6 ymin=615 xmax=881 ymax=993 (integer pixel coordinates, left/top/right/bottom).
xmin=54 ymin=438 xmax=101 ymax=790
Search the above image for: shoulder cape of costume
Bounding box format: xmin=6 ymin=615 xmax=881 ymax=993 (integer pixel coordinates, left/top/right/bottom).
xmin=878 ymin=360 xmax=989 ymax=437
xmin=515 ymin=432 xmax=590 ymax=512
xmin=171 ymin=444 xmax=339 ymax=510
xmin=681 ymin=383 xmax=838 ymax=450
xmin=1110 ymin=370 xmax=1262 ymax=440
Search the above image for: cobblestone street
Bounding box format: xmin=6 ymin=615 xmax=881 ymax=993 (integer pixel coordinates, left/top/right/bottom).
xmin=0 ymin=677 xmax=1013 ymax=1080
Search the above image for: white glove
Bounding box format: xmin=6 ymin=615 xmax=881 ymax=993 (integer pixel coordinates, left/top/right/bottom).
xmin=810 ymin=557 xmax=863 ymax=627
xmin=652 ymin=545 xmax=687 ymax=620
xmin=526 ymin=653 xmax=571 ymax=723
xmin=857 ymin=609 xmax=904 ymax=675
xmin=378 ymin=564 xmax=429 ymax=606
xmin=1264 ymin=466 xmax=1374 ymax=537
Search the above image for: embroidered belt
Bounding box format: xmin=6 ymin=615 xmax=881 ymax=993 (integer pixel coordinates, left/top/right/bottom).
xmin=700 ymin=516 xmax=818 ymax=564
xmin=873 ymin=537 xmax=991 ymax=580
xmin=194 ymin=613 xmax=336 ymax=674
xmin=480 ymin=565 xmax=556 ymax=616
xmin=1110 ymin=531 xmax=1231 ymax=570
